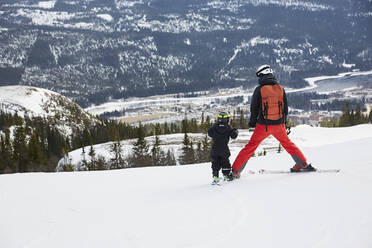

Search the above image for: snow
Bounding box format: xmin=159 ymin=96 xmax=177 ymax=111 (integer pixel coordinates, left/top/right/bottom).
xmin=342 ymin=61 xmax=355 ymax=68
xmin=84 ymin=89 xmax=249 ymax=116
xmin=207 ymin=0 xmax=332 ymax=12
xmin=97 ymin=14 xmax=113 ymax=22
xmin=184 ymin=38 xmax=191 ymax=46
xmin=228 ymin=48 xmax=241 ymax=65
xmin=14 ymin=9 xmax=76 ymax=26
xmin=0 ymin=85 xmax=98 ymax=137
xmin=57 ymin=124 xmax=372 ymax=170
xmin=0 ymin=85 xmax=80 ymax=118
xmin=249 ymin=36 xmax=288 ymax=47
xmin=248 ymin=0 xmax=333 ymax=11
xmin=1 ymin=124 xmax=372 ymax=248
xmin=319 ymin=55 xmax=333 ymax=65
xmin=38 ymin=1 xmax=56 ymax=9
xmin=0 ymin=85 xmax=58 ymax=117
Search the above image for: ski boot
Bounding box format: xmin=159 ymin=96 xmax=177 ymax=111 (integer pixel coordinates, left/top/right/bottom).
xmin=211 ymin=176 xmax=221 ymax=185
xmin=290 ymin=163 xmax=316 ymax=173
xmin=223 ymin=173 xmax=234 ymax=181
xmin=232 ymin=169 xmax=240 ymax=179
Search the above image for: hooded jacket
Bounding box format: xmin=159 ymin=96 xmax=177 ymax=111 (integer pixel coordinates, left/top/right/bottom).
xmin=249 ymin=74 xmax=288 ymax=127
xmin=208 ymin=123 xmax=238 ymax=158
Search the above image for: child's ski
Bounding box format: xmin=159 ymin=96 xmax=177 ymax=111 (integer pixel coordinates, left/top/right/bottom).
xmin=258 ymin=169 xmax=340 ymax=174
xmin=211 ymin=181 xmax=222 ymax=186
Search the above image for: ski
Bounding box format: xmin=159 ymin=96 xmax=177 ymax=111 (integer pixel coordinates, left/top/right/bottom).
xmin=211 ymin=181 xmax=222 ymax=186
xmin=258 ymin=169 xmax=341 ymax=174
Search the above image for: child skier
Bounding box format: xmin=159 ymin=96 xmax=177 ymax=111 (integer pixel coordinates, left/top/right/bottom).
xmin=208 ymin=112 xmax=238 ymax=184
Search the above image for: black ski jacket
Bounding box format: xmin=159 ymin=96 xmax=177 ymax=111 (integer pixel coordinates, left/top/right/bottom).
xmin=208 ymin=123 xmax=238 ymax=158
xmin=250 ymin=74 xmax=288 ymax=127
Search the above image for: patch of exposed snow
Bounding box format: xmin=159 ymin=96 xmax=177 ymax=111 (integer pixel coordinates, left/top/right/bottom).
xmin=97 ymin=14 xmax=113 ymax=22
xmin=14 ymin=9 xmax=75 ymax=26
xmin=249 ymin=36 xmax=288 ymax=47
xmin=184 ymin=38 xmax=191 ymax=46
xmin=228 ymin=48 xmax=241 ymax=65
xmin=319 ymin=55 xmax=333 ymax=64
xmin=38 ymin=1 xmax=56 ymax=9
xmin=342 ymin=61 xmax=355 ymax=68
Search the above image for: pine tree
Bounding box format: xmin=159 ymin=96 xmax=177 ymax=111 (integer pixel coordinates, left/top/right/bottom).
xmin=27 ymin=130 xmax=46 ymax=171
xmin=88 ymin=145 xmax=96 ymax=170
xmin=182 ymin=117 xmax=189 ymax=133
xmin=154 ymin=123 xmax=162 ymax=136
xmin=239 ymin=109 xmax=246 ymax=128
xmin=190 ymin=118 xmax=198 ymax=132
xmin=196 ymin=141 xmax=202 ymax=163
xmin=81 ymin=146 xmax=88 ymax=170
xmin=339 ymin=103 xmax=351 ymax=127
xmin=205 ymin=115 xmax=211 ymax=130
xmin=196 ymin=134 xmax=211 ymax=163
xmin=61 ymin=147 xmax=73 ymax=171
xmin=96 ymin=156 xmax=107 ymax=170
xmin=151 ymin=135 xmax=164 ymax=166
xmin=163 ymin=122 xmax=171 ymax=134
xmin=0 ymin=135 xmax=5 ymax=173
xmin=1 ymin=128 xmax=13 ymax=173
xmin=130 ymin=123 xmax=151 ymax=167
xmin=179 ymin=133 xmax=196 ymax=165
xmin=13 ymin=125 xmax=28 ymax=172
xmin=110 ymin=140 xmax=125 ymax=169
xmin=354 ymin=106 xmax=363 ymax=125
xmin=109 ymin=129 xmax=125 ymax=169
xmin=164 ymin=149 xmax=177 ymax=166
xmin=203 ymin=134 xmax=211 ymax=162
xmin=201 ymin=112 xmax=205 ymax=127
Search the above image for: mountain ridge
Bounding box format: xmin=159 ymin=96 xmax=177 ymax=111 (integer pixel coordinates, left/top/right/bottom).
xmin=0 ymin=0 xmax=371 ymax=106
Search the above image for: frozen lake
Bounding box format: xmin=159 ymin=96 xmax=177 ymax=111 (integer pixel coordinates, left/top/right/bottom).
xmin=301 ymin=71 xmax=372 ymax=94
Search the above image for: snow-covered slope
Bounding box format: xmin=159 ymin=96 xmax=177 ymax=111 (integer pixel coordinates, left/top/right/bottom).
xmin=0 ymin=85 xmax=99 ymax=135
xmin=58 ymin=124 xmax=372 ymax=170
xmin=1 ymin=124 xmax=372 ymax=248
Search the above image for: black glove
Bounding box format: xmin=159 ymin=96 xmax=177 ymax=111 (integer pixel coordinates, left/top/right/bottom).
xmin=231 ymin=128 xmax=238 ymax=139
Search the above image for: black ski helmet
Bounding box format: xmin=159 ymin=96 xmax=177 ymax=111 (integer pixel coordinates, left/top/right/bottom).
xmin=217 ymin=112 xmax=230 ymax=124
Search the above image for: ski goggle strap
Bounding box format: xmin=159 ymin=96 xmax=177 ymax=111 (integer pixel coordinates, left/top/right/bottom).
xmin=256 ymin=65 xmax=271 ymax=77
xmin=218 ymin=114 xmax=230 ymax=119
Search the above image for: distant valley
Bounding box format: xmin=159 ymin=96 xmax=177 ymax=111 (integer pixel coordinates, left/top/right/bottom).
xmin=87 ymin=71 xmax=372 ymax=125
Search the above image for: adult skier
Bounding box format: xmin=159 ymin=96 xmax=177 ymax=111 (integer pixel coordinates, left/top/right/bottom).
xmin=208 ymin=112 xmax=238 ymax=184
xmin=231 ymin=65 xmax=315 ymax=178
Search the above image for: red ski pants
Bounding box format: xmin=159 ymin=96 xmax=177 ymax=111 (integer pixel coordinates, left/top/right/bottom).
xmin=232 ymin=124 xmax=307 ymax=173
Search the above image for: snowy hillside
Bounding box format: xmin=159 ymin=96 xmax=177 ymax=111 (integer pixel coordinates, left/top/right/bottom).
xmin=0 ymin=85 xmax=99 ymax=135
xmin=1 ymin=124 xmax=372 ymax=248
xmin=58 ymin=124 xmax=372 ymax=170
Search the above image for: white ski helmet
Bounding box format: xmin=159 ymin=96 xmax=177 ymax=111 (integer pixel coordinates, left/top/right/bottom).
xmin=256 ymin=64 xmax=273 ymax=77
